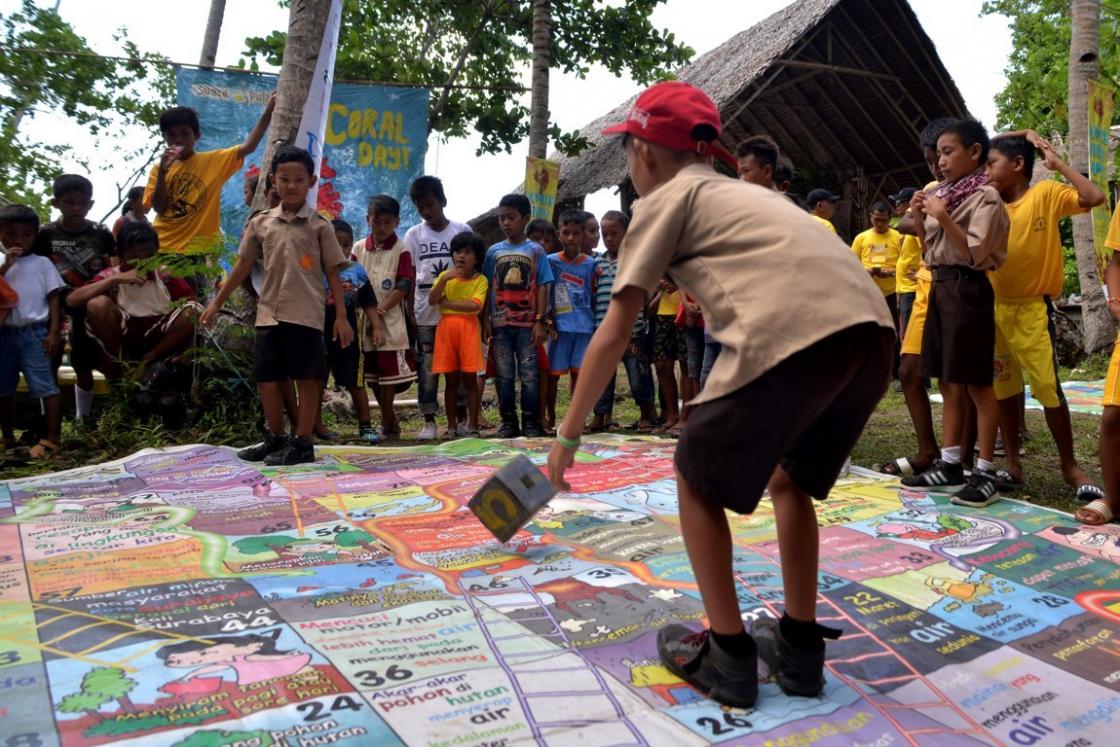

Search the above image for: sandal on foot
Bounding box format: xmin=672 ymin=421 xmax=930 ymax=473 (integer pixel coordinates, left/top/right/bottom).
xmin=995 ymin=469 xmax=1027 ymax=492
xmin=1075 ymin=484 xmax=1105 ymax=505
xmin=1076 ymin=499 xmax=1115 ymax=526
xmin=879 ymin=457 xmax=924 ymax=477
xmin=28 ymin=439 xmax=60 ymax=459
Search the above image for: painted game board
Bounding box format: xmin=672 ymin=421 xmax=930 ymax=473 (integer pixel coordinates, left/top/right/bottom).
xmin=932 ymin=380 xmax=1106 ymax=415
xmin=2 ymin=436 xmax=1120 ymax=747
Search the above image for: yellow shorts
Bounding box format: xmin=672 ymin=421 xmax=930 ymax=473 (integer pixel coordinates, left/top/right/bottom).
xmin=992 ymin=297 xmax=1062 ymax=408
xmin=901 ymin=271 xmax=930 ymax=356
xmin=1105 ymin=330 xmax=1120 ymax=407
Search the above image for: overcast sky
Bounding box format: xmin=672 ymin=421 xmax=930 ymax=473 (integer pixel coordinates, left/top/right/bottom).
xmin=7 ymin=0 xmax=1013 ymax=226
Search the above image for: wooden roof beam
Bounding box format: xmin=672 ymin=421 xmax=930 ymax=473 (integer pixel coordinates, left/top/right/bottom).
xmin=778 ymin=58 xmax=899 ymax=83
xmin=799 ymin=74 xmax=894 ymax=172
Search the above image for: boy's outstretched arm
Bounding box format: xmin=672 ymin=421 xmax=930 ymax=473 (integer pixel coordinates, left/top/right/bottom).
xmin=200 ymin=256 xmax=256 ymax=326
xmin=548 ymin=286 xmax=645 ymax=489
xmin=238 ymin=92 xmax=278 ymax=159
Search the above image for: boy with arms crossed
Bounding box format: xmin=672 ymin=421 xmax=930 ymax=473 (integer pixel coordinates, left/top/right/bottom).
xmin=548 ymin=82 xmax=894 ymax=707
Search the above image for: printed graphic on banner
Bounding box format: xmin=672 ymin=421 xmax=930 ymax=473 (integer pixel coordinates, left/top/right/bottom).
xmin=525 ymin=156 xmax=560 ymax=220
xmin=1088 ymin=79 xmax=1114 ymax=282
xmin=175 ymin=67 xmax=429 ymax=263
xmin=3 ymin=437 xmax=1120 ymax=745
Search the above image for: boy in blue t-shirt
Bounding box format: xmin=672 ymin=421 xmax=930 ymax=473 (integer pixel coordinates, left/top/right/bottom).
xmin=547 ymin=210 xmax=598 ymax=418
xmin=482 ymin=194 xmax=553 ymax=438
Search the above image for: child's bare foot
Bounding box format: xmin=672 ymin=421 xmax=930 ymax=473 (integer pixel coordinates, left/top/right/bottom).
xmin=586 ymin=414 xmax=607 ymax=433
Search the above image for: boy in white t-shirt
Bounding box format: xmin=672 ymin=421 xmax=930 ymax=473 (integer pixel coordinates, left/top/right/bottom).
xmin=404 ymin=176 xmax=472 ymax=439
xmin=0 ymin=205 xmax=67 ymax=458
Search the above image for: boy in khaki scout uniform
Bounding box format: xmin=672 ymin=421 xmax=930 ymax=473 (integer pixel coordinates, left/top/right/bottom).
xmin=547 ymin=82 xmax=895 ymax=708
xmin=201 ymin=145 xmax=353 ymax=466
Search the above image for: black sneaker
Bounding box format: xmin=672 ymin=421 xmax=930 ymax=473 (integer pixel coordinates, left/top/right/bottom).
xmin=656 ymin=624 xmax=758 ymax=708
xmin=900 ymin=458 xmax=966 ymax=492
xmin=496 ymin=421 xmax=520 ymax=439
xmin=751 ymin=616 xmax=839 ymax=697
xmin=522 ymin=419 xmax=544 ymax=438
xmin=951 ymin=468 xmax=1001 ymax=507
xmin=237 ymin=432 xmax=288 ymax=462
xmin=264 ymin=435 xmax=316 ymax=466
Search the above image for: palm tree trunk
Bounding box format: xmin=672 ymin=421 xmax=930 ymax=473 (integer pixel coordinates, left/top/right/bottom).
xmin=1069 ymin=0 xmax=1115 ymax=352
xmin=528 ymin=0 xmax=551 ymax=159
xmin=252 ymin=0 xmax=334 ymax=210
xmin=199 ymin=0 xmax=227 ymax=69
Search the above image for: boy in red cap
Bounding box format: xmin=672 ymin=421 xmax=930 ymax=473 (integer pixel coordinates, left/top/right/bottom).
xmin=547 ymin=81 xmax=895 ymax=708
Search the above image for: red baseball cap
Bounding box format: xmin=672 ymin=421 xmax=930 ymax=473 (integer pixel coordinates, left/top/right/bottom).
xmin=603 ymin=81 xmax=737 ymax=171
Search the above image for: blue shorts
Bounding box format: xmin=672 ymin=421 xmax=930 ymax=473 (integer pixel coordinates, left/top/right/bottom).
xmin=549 ymin=332 xmax=592 ymax=375
xmin=0 ymin=322 xmax=60 ymax=398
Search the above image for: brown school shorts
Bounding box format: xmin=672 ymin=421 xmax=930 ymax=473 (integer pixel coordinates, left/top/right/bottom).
xmin=675 ymin=323 xmax=893 ymax=513
xmin=921 ymin=266 xmax=995 ymax=387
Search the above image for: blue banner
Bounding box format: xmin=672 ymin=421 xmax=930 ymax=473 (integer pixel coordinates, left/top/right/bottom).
xmin=175 ymin=67 xmax=429 ymax=256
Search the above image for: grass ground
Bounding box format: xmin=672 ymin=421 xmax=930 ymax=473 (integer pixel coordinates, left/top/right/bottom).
xmin=1 ymin=354 xmax=1112 ymax=518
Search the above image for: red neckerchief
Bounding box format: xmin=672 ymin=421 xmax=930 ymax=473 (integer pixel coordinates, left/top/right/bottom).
xmin=364 ymin=234 xmax=398 ymax=252
xmin=935 ymin=168 xmax=988 ymax=215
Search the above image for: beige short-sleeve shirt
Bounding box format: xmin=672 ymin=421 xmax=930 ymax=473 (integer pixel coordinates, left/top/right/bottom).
xmin=613 ymin=163 xmax=894 ymax=405
xmin=238 ymin=205 xmax=347 ymax=330
xmin=922 ymin=185 xmax=1009 ymax=271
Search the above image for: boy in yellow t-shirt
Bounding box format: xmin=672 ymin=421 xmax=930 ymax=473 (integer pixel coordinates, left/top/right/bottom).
xmin=851 ymin=201 xmax=902 ymax=376
xmin=986 ymin=132 xmax=1105 ymax=500
xmin=1075 ymin=206 xmax=1120 ymax=525
xmin=144 ymin=94 xmax=276 ymax=255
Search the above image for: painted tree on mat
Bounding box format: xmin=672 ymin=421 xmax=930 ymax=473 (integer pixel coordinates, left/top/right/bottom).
xmin=58 ymin=690 xmax=111 ymax=724
xmin=81 ymin=666 xmax=139 ymax=715
xmin=242 ymin=0 xmax=692 ymax=156
xmin=234 ymin=535 xmax=301 ymax=558
xmin=335 ymin=528 xmax=382 ymax=554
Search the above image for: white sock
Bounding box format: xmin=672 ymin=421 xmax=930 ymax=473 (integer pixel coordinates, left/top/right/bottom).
xmin=75 ymin=385 xmax=94 ymax=419
xmin=977 ymin=458 xmax=996 ymax=473
xmin=941 ymin=446 xmax=962 ymax=465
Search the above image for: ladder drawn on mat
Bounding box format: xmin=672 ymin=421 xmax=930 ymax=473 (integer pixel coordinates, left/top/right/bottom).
xmin=734 ymin=550 xmax=999 ymax=747
xmin=459 ymin=577 xmax=649 ymax=747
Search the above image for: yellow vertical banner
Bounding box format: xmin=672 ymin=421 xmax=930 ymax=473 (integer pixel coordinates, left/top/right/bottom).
xmin=525 ymin=156 xmax=561 ymax=221
xmin=1088 ymin=80 xmax=1114 ymax=282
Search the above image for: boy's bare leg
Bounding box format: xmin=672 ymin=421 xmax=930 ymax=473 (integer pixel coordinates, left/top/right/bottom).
xmin=900 ymin=354 xmax=938 ymax=468
xmin=294 ymin=379 xmax=319 ymax=440
xmin=378 ymin=385 xmax=398 ymax=433
xmin=675 ymin=469 xmax=743 ymax=634
xmin=768 ymin=467 xmax=819 ymax=622
xmin=546 ymin=374 xmax=560 ymax=429
xmin=282 ymin=380 xmax=299 ymax=431
xmin=969 ymin=385 xmax=998 ymax=464
xmin=85 ymin=297 xmax=124 ymax=379
xmin=348 ymin=386 xmax=371 ymax=424
xmin=43 ymin=394 xmax=61 ymax=446
xmin=655 ymin=359 xmax=679 ymax=426
xmin=257 ymin=382 xmax=287 ymax=435
xmin=466 ymin=372 xmax=481 ymax=430
xmin=1043 ymin=402 xmax=1091 ymax=488
xmin=444 ymin=372 xmax=461 ymax=432
xmin=997 ymin=395 xmax=1024 ymax=480
xmin=1100 ymin=407 xmax=1120 ymax=505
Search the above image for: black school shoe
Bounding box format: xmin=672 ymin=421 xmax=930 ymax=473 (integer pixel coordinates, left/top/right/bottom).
xmin=656 ymin=625 xmax=758 ymax=708
xmin=521 ymin=418 xmax=544 ymax=438
xmin=751 ymin=616 xmax=840 ymax=697
xmin=496 ymin=421 xmax=520 ymax=439
xmin=951 ymin=467 xmax=1001 ymax=508
xmin=237 ymin=431 xmax=288 ymax=462
xmin=263 ymin=435 xmax=316 ymax=466
xmin=899 ymin=458 xmax=966 ymax=492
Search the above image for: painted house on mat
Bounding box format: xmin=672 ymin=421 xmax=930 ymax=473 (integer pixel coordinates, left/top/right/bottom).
xmin=471 ymin=0 xmax=968 ymax=240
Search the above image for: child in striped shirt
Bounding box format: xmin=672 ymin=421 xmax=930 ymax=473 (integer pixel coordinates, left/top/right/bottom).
xmin=589 ymin=211 xmax=657 ymax=432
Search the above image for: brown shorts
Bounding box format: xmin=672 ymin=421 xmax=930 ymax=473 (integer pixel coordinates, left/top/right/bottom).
xmin=921 ymin=266 xmax=995 ymax=387
xmin=364 ymin=348 xmax=418 ymax=389
xmin=675 ymin=323 xmax=893 ymax=513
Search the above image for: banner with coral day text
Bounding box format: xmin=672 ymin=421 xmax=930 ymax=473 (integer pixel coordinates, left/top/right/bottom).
xmin=1088 ymin=79 xmax=1114 ymax=282
xmin=175 ymin=67 xmax=429 ymax=260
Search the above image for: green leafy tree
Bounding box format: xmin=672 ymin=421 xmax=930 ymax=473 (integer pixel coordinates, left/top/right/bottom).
xmin=233 ymin=535 xmax=300 ymax=557
xmin=981 ymin=0 xmax=1120 ymax=133
xmin=242 ymin=0 xmax=692 ymax=156
xmin=58 ymin=690 xmax=111 ymax=724
xmin=335 ymin=528 xmax=381 ymax=553
xmin=174 ymin=729 xmax=275 ymax=747
xmin=0 ymin=0 xmax=173 ymax=212
xmin=81 ymin=666 xmax=139 ymax=715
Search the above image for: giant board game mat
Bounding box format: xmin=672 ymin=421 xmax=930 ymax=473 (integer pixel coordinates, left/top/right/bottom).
xmin=2 ymin=436 xmax=1120 ymax=747
xmin=931 ymin=380 xmax=1106 ymax=416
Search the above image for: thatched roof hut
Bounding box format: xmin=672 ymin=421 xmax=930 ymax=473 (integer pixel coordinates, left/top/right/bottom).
xmin=472 ymin=0 xmax=968 ymax=239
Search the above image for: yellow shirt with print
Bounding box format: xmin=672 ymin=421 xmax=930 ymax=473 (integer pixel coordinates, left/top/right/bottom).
xmin=988 ymin=179 xmax=1086 ymax=299
xmin=437 ymin=270 xmax=488 ymax=316
xmin=896 ymin=234 xmax=922 ymax=294
xmin=851 ymin=227 xmax=902 ymax=296
xmin=811 ymin=214 xmax=837 ymax=234
xmin=144 ymin=145 xmax=244 ymax=254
